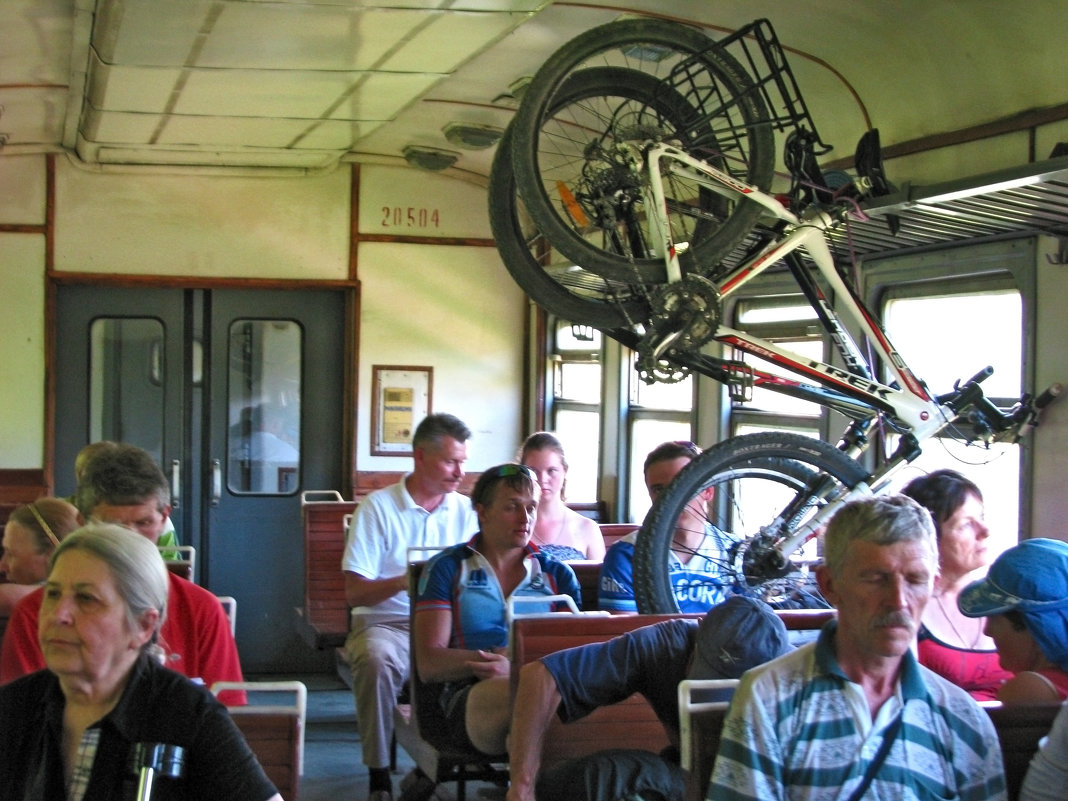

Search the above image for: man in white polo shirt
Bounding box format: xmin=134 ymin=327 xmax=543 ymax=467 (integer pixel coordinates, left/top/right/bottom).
xmin=342 ymin=413 xmax=479 ymax=801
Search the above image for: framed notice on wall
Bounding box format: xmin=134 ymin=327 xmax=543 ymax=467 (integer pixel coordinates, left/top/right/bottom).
xmin=371 ymin=365 xmax=433 ymax=456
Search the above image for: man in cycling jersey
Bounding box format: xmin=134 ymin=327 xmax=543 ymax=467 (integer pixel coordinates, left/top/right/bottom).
xmin=598 ymin=441 xmax=733 ymax=613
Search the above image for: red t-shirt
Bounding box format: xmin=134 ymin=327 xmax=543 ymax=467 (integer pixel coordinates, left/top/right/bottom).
xmin=0 ymin=572 xmax=246 ymax=706
xmin=917 ymin=625 xmax=1013 ymax=702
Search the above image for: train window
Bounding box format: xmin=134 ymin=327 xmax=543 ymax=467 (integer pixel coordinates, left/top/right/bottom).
xmin=227 ymin=320 xmax=302 ymax=495
xmin=729 ymin=296 xmax=824 ymax=435
xmin=626 ymin=358 xmax=693 ymax=524
xmin=551 ymin=320 xmax=601 ymax=502
xmin=882 ymin=287 xmax=1022 ymax=559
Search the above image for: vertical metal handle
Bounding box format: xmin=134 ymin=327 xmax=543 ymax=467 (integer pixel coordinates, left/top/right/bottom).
xmin=170 ymin=459 xmax=181 ymax=510
xmin=211 ymin=459 xmax=222 ymax=506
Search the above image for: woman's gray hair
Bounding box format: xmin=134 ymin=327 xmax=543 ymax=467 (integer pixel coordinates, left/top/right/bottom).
xmin=822 ymin=494 xmax=938 ymax=579
xmin=49 ymin=522 xmax=169 ymax=652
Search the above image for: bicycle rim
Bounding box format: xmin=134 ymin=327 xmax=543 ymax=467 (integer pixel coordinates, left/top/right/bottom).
xmin=490 ymin=73 xmax=687 ymax=327
xmin=511 ymin=18 xmax=774 ymax=284
xmin=633 ymin=432 xmax=869 ymax=613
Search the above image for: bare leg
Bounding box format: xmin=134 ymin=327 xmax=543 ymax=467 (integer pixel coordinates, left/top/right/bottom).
xmin=465 ymin=676 xmax=512 ymax=755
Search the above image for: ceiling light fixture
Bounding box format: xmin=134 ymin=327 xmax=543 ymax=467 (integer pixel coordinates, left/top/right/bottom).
xmin=493 ymin=77 xmax=532 ymax=109
xmin=443 ymin=122 xmax=504 ymax=150
xmin=403 ymin=145 xmax=459 ymax=172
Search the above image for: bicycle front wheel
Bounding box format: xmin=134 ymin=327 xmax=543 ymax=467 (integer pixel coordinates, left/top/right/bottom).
xmin=511 ymin=18 xmax=774 ymax=284
xmin=633 ymin=432 xmax=870 ymax=613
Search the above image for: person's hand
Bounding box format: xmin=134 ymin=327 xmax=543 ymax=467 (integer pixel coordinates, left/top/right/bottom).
xmin=467 ymin=649 xmax=510 ymax=680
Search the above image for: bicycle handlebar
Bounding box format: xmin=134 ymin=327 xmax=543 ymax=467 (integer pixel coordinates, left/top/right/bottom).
xmin=936 ymin=367 xmax=1062 ymax=444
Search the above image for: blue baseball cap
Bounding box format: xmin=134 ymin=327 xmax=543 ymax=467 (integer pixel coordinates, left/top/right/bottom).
xmin=688 ymin=595 xmax=792 ymax=686
xmin=959 ymin=538 xmax=1068 ymax=671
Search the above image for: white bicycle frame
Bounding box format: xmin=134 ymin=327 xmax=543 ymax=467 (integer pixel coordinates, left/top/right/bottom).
xmin=640 ymin=141 xmax=968 ymax=556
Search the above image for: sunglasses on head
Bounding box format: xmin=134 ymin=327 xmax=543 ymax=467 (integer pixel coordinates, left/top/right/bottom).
xmin=485 ymin=463 xmax=538 ymax=482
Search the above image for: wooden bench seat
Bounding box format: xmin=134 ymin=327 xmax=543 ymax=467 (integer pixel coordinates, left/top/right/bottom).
xmin=215 ymin=680 xmax=306 ymax=801
xmin=294 ymin=491 xmax=357 ymax=650
xmin=231 ymin=711 xmax=302 ymax=800
xmin=985 ymin=700 xmax=1062 ymax=801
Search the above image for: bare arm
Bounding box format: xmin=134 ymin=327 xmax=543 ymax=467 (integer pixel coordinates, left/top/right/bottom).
xmin=343 ymin=570 xmax=408 ymax=608
xmin=998 ymin=671 xmax=1062 ymax=704
xmin=506 ymin=660 xmax=564 ymax=801
xmin=414 ymin=607 xmax=508 ymax=684
xmin=577 ymin=514 xmax=606 ymax=561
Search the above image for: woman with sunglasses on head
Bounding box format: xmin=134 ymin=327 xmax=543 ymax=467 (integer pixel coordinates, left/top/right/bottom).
xmin=519 ymin=432 xmax=605 ymax=562
xmin=413 ymin=463 xmax=582 ymax=758
xmin=1 ymin=499 xmax=80 ymax=616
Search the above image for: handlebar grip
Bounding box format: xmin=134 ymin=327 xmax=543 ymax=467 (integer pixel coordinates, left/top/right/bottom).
xmin=964 ymin=366 xmax=994 ymax=387
xmin=1035 ymin=383 xmax=1063 ymax=410
xmin=1014 ymin=383 xmax=1063 ymax=442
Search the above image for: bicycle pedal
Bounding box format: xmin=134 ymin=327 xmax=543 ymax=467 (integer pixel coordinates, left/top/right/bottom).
xmin=727 ymin=362 xmax=755 ymax=403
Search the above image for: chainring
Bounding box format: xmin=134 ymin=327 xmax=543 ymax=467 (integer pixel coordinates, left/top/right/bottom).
xmin=636 ymin=275 xmax=722 ymax=384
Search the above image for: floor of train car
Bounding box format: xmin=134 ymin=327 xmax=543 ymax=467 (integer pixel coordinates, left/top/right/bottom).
xmin=265 ymin=673 xmax=503 ymax=801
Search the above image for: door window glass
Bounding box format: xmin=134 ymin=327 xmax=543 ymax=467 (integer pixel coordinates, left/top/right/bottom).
xmin=227 ymin=320 xmax=302 ymax=494
xmin=89 ymin=318 xmax=166 ymax=465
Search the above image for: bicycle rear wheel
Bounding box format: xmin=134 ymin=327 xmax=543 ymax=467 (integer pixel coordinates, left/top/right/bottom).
xmin=511 ymin=18 xmax=774 ymax=284
xmin=490 ymin=66 xmax=717 ymax=328
xmin=633 ymin=432 xmax=869 ymax=613
xmin=490 ymin=125 xmax=649 ymax=328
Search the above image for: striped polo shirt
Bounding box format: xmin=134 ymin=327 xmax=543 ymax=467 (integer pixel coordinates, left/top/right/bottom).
xmin=709 ymin=621 xmax=1007 ymax=801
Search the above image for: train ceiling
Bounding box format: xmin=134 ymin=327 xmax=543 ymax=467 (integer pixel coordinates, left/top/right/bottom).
xmin=3 ymin=0 xmax=1068 ymax=251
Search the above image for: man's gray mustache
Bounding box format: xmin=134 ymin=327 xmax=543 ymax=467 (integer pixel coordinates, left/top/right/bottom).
xmin=872 ymin=612 xmax=914 ymax=628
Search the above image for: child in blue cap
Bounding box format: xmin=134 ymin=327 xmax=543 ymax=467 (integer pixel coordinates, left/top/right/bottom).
xmin=959 ymin=537 xmax=1068 ymax=703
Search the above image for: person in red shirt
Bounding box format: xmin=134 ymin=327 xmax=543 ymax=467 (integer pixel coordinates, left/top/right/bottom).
xmin=0 ymin=443 xmax=245 ymax=705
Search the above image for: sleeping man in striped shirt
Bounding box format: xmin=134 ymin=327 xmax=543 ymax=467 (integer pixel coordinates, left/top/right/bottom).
xmin=709 ymin=494 xmax=1006 ymax=801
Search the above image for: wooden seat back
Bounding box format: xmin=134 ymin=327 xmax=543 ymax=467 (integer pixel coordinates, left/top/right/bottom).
xmin=599 ymin=523 xmax=639 ymax=549
xmin=984 ymin=700 xmax=1062 ymax=801
xmin=566 ymin=561 xmax=603 ymax=612
xmin=215 ymin=680 xmax=307 ymax=801
xmin=512 ymin=614 xmax=701 ymax=769
xmin=164 ymin=560 xmax=194 ymax=581
xmin=294 ymin=490 xmax=357 ymax=649
xmin=513 ymin=609 xmax=835 ymax=777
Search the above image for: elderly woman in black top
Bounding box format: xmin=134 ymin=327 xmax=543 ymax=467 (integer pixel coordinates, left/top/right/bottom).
xmin=0 ymin=522 xmax=281 ymax=801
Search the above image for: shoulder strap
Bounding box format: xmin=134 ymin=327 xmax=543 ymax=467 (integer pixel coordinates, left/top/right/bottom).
xmin=845 ymin=712 xmax=903 ymax=801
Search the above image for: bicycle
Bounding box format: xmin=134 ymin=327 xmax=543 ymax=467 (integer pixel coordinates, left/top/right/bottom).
xmin=489 ymin=17 xmax=1062 ymax=612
